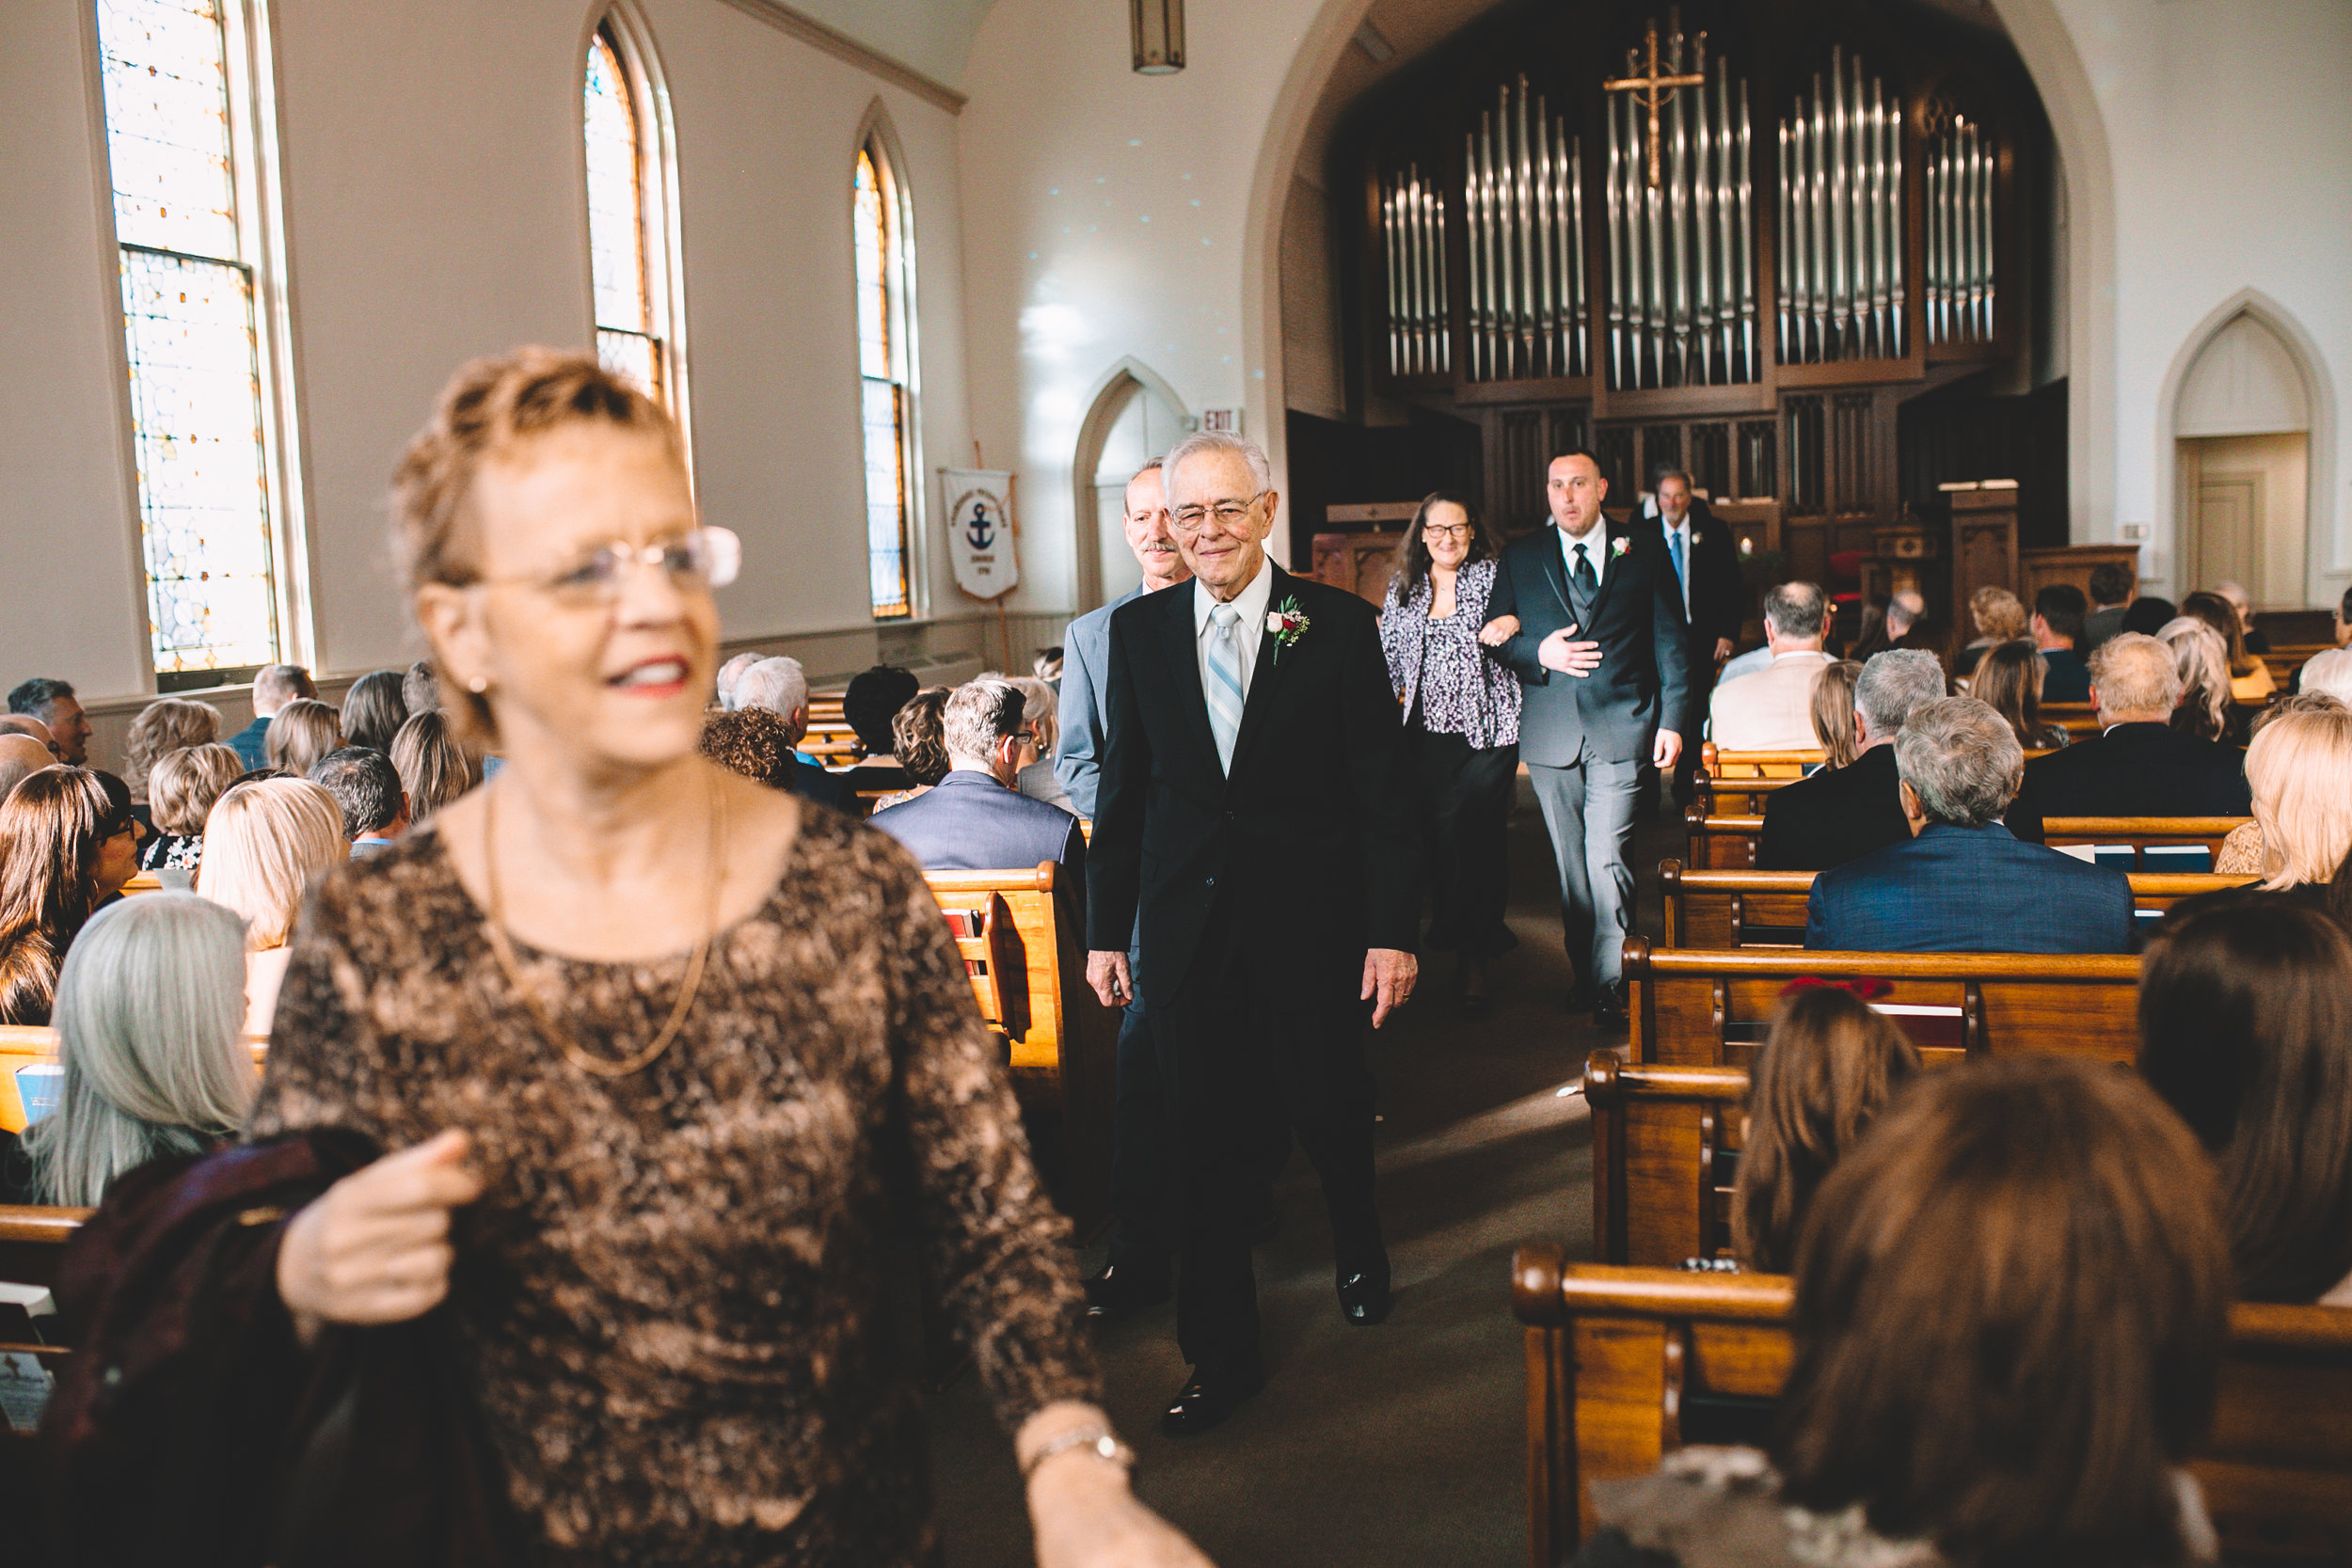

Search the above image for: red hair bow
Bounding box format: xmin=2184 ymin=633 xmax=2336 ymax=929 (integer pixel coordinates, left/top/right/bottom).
xmin=1779 ymin=975 xmax=1894 ymax=1001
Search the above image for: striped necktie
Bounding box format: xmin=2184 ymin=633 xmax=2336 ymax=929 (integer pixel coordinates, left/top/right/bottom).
xmin=1205 ymin=603 xmax=1246 ymax=773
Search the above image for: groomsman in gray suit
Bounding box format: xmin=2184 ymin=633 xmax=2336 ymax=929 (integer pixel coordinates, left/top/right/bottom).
xmin=1056 ymin=459 xmax=1192 ymax=1318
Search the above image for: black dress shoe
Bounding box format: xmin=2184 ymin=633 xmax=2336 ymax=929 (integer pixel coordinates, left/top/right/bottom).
xmin=1337 ymin=1270 xmax=1392 ymax=1325
xmin=1592 ymin=988 xmax=1630 ymax=1031
xmin=1083 ymin=1263 xmax=1171 ymax=1320
xmin=1161 ymin=1364 xmax=1265 ymax=1436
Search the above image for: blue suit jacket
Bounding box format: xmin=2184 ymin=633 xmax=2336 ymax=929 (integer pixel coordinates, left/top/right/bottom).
xmin=227 ymin=715 xmax=270 ymax=770
xmin=1054 ymin=583 xmax=1145 ymax=820
xmin=1804 ymin=821 xmax=2135 ymax=954
xmin=870 ymin=770 xmax=1087 ymax=911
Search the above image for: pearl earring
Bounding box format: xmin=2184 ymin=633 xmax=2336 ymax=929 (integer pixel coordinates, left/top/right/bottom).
xmin=468 ymin=674 xmax=488 ymax=694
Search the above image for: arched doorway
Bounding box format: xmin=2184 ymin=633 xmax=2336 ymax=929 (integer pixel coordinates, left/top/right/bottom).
xmin=1071 ymin=361 xmax=1191 ymax=613
xmin=2172 ymin=306 xmax=2320 ymax=609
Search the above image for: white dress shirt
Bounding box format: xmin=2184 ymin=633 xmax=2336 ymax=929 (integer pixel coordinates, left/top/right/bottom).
xmin=1194 ymin=554 xmax=1278 ymax=701
xmin=1557 ymin=522 xmax=1611 ymax=598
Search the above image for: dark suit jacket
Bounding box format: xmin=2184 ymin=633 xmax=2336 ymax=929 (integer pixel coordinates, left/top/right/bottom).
xmin=777 ymin=755 xmax=854 ymax=813
xmin=1805 ymin=821 xmax=2135 ymax=953
xmin=1087 ymin=566 xmax=1416 ymax=1006
xmin=1487 ymin=519 xmax=1692 ymax=767
xmin=2040 ymin=646 xmax=2092 ymax=703
xmin=870 ymin=771 xmax=1086 ymax=909
xmin=2004 ymin=721 xmax=2251 ymax=843
xmin=1756 ymin=744 xmax=1913 ymax=871
xmin=1651 ymin=503 xmax=1744 ymax=654
xmin=227 ymin=716 xmax=270 ymax=770
xmin=2081 ymin=605 xmax=2128 ymax=652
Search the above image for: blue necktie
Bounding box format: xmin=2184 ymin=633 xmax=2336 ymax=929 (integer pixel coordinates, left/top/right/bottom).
xmin=1668 ymin=528 xmax=1686 ymax=598
xmin=1205 ymin=604 xmax=1245 ymax=773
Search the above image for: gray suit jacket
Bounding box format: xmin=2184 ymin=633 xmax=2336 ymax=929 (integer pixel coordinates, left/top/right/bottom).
xmin=1488 ymin=520 xmax=1692 ymax=767
xmin=1054 ymin=584 xmax=1145 ymax=820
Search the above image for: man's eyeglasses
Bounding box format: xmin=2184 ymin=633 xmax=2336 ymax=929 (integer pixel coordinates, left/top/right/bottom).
xmin=1421 ymin=523 xmax=1472 ymax=542
xmin=1169 ymin=497 xmax=1264 ymax=536
xmin=481 ymin=527 xmax=742 ymax=602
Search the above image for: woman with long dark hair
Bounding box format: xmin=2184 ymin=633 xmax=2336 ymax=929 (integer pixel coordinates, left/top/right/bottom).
xmin=1971 ymin=639 xmax=2072 ymax=750
xmin=1379 ymin=491 xmax=1522 ymax=1013
xmin=0 ymin=767 xmax=139 ymax=1023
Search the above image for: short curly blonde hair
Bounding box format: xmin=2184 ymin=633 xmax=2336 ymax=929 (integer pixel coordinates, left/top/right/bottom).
xmin=390 ymin=346 xmax=686 ymax=744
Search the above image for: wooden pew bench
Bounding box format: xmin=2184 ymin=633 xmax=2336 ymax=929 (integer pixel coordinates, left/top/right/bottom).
xmin=1622 ymin=936 xmax=2142 ymax=1068
xmin=1511 ymin=1253 xmax=2352 ymax=1565
xmin=1584 ymin=1056 xmax=1752 ymax=1268
xmin=1682 ymin=809 xmax=1767 ymax=870
xmin=1693 ymin=748 xmax=1820 ymax=816
xmin=2042 ymin=816 xmax=2252 ymax=872
xmin=925 ymin=863 xmax=1118 ymax=1239
xmin=1659 ymin=862 xmax=2256 ymax=950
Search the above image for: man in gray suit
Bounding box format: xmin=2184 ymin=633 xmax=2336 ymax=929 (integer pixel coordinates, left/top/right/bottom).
xmin=1488 ymin=450 xmax=1692 ymax=1025
xmin=1053 ymin=457 xmax=1193 ymax=1318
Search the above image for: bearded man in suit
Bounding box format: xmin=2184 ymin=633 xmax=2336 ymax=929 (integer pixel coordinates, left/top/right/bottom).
xmin=1487 ymin=450 xmax=1691 ymax=1026
xmin=1086 ymin=431 xmax=1418 ymax=1436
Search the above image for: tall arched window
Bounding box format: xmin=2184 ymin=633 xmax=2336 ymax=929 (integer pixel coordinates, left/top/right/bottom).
xmin=855 ymin=137 xmax=916 ymax=620
xmin=97 ymin=0 xmax=296 ymax=683
xmin=583 ymin=15 xmax=683 ymax=417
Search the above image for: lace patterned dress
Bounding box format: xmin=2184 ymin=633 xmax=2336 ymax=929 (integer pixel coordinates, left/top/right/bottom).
xmin=246 ymin=810 xmax=1098 ymax=1566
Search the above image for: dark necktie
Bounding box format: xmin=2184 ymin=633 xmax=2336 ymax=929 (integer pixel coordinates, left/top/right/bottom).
xmin=1570 ymin=540 xmax=1597 ymax=623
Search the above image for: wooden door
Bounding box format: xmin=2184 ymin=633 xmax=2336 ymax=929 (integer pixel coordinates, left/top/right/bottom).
xmin=2195 ymin=473 xmax=2261 ymax=594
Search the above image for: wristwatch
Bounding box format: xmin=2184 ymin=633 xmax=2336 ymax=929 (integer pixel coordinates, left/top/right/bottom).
xmin=1021 ymin=1424 xmax=1137 ymax=1481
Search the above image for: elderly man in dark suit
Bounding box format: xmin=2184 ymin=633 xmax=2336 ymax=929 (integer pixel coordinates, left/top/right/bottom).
xmin=1649 ymin=469 xmax=1744 ymax=806
xmin=2005 ymin=632 xmax=2251 ymax=843
xmin=869 ymin=678 xmax=1085 ymax=890
xmin=1806 ymin=696 xmax=2133 ymax=953
xmin=1758 ymin=648 xmax=1947 ymax=870
xmin=1487 ymin=450 xmax=1691 ymax=1024
xmin=1086 ymin=430 xmax=1417 ymax=1435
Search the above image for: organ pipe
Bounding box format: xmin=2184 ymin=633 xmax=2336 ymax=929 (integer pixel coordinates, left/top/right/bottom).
xmin=1604 ymin=30 xmax=1756 ymax=388
xmin=1927 ymin=116 xmax=1994 ymax=344
xmin=1380 ymin=164 xmax=1449 ymax=377
xmin=1461 ymin=77 xmax=1586 ymax=382
xmin=1776 ymin=48 xmax=1904 ymax=363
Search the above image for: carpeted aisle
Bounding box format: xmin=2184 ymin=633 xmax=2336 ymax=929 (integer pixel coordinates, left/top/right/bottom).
xmin=923 ymin=776 xmax=1685 ymax=1567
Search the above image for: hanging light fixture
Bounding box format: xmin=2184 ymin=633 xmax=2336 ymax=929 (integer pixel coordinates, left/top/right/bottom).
xmin=1132 ymin=0 xmax=1184 ymax=74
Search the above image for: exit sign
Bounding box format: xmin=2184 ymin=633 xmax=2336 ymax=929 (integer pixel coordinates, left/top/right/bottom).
xmin=1200 ymin=406 xmax=1244 ymax=435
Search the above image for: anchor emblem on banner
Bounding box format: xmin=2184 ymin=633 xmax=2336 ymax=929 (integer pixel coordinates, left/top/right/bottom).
xmin=942 ymin=467 xmax=1017 ymax=601
xmin=965 ymin=501 xmax=995 ymax=551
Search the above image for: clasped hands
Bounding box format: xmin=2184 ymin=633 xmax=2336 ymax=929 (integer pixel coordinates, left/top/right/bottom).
xmin=1089 ymin=948 xmax=1420 ymax=1028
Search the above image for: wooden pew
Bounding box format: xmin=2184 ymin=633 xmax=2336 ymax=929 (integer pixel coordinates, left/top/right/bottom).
xmin=1584 ymin=1054 xmax=1750 ymax=1268
xmin=1621 ymin=936 xmax=2142 ymax=1068
xmin=1694 ymin=747 xmax=1819 ymax=816
xmin=1681 ymin=809 xmax=1765 ymax=870
xmin=1512 ymin=1252 xmax=2352 ymax=1565
xmin=0 ymin=1204 xmax=86 ymax=1293
xmin=1690 ymin=775 xmax=1801 ymax=819
xmin=2041 ymin=816 xmax=2251 ymax=872
xmin=1659 ymin=861 xmax=2257 ymax=950
xmin=924 ymin=864 xmax=1118 ymax=1239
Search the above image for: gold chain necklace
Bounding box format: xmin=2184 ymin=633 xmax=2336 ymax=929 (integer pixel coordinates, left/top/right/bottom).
xmin=478 ymin=774 xmax=726 ymax=1079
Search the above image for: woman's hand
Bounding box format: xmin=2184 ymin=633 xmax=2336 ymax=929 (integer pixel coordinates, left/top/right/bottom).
xmin=1029 ymin=1450 xmax=1213 ymax=1568
xmin=277 ymin=1129 xmax=485 ymax=1344
xmin=1477 ymin=615 xmax=1520 ymax=646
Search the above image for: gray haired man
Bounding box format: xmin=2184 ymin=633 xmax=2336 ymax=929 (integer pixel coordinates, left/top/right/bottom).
xmin=1757 ymin=648 xmax=1947 ymax=871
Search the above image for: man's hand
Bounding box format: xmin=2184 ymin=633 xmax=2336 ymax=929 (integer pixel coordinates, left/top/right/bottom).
xmin=1362 ymin=948 xmax=1418 ymax=1028
xmin=1652 ymin=729 xmax=1683 ymax=769
xmin=1477 ymin=614 xmax=1521 ymax=647
xmin=1537 ymin=627 xmax=1605 ymax=678
xmin=1086 ymin=950 xmax=1134 ymax=1009
xmin=1713 ymin=637 xmax=1735 ymax=664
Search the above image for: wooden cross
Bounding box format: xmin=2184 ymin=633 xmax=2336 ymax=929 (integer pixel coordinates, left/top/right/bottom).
xmin=1604 ymin=17 xmax=1708 ymax=189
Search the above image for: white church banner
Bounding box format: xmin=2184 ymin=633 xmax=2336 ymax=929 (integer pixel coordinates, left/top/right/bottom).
xmin=942 ymin=468 xmax=1019 ymax=601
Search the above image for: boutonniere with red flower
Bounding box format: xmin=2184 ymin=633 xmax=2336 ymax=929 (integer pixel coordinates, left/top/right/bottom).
xmin=1611 ymin=535 xmax=1632 ymax=559
xmin=1266 ymin=596 xmax=1311 ymax=661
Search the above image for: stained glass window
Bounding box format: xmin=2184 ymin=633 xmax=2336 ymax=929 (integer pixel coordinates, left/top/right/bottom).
xmin=585 ymin=25 xmax=663 ymax=403
xmin=856 ymin=145 xmax=913 ymax=620
xmin=97 ymin=0 xmax=282 ymax=676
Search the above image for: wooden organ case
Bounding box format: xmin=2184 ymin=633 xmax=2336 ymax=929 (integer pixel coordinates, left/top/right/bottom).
xmin=1332 ymin=0 xmax=2064 ymax=607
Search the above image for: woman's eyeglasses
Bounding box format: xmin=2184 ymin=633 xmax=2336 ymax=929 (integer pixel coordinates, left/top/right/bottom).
xmin=485 ymin=527 xmax=742 ymax=602
xmin=1421 ymin=523 xmax=1472 ymax=542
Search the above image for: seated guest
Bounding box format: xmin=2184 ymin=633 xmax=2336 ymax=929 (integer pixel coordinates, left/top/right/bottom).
xmin=2004 ymin=632 xmax=2251 ymax=843
xmin=1970 ymin=639 xmax=2071 ymax=751
xmin=2296 ymin=645 xmax=2352 ymax=705
xmin=1577 ymin=1055 xmax=2230 ymax=1568
xmin=2210 ymin=704 xmax=2352 ymax=913
xmin=0 ymin=712 xmax=62 ymax=761
xmin=389 ymin=707 xmax=477 ymax=821
xmin=1843 ymin=590 xmax=1929 ymax=663
xmin=121 ymin=696 xmax=223 ymax=827
xmin=2140 ymin=895 xmax=2352 ymax=1303
xmin=309 ymin=746 xmax=410 ymax=856
xmin=197 ymin=776 xmax=346 ymax=1037
xmin=843 ymin=661 xmax=921 ymax=766
xmin=0 ymin=768 xmax=139 ymax=1023
xmin=698 ymin=706 xmax=851 ymax=811
xmin=0 ymin=732 xmax=56 ymax=801
xmin=2214 ymin=578 xmax=2270 ymax=653
xmin=0 ymin=893 xmax=255 ymax=1207
xmin=2183 ymin=589 xmax=2274 ymax=703
xmin=1953 ymin=585 xmax=2028 ymax=677
xmin=226 ymin=662 xmax=315 ymax=768
xmin=8 ymin=677 xmax=92 ymax=764
xmin=338 ymin=669 xmax=408 ymax=753
xmin=2159 ymin=614 xmax=2243 ymax=744
xmin=1758 ymin=650 xmax=1944 ymax=871
xmin=1005 ymin=673 xmax=1075 ymax=810
xmin=1730 ymin=984 xmax=1919 ymax=1274
xmin=870 ymin=680 xmax=1086 ymax=895
xmin=1807 ymin=659 xmax=1863 ymax=769
xmin=2080 ymin=561 xmax=2135 ymax=651
xmin=2122 ymin=593 xmax=2177 ymax=636
xmin=714 ymin=649 xmax=763 ymax=710
xmin=263 ymin=695 xmax=341 ymax=779
xmin=401 ymin=657 xmax=440 ymax=716
xmin=874 ymin=686 xmax=951 ymax=810
xmin=1035 ymin=646 xmax=1064 ymax=685
xmin=2289 ymin=587 xmax=2352 ymax=693
xmin=734 ymin=655 xmax=852 ymax=809
xmin=141 ymin=742 xmax=244 ymax=876
xmin=1804 ymin=697 xmax=2132 ymax=952
xmin=1708 ymin=581 xmax=1835 ymax=752
xmin=2027 ymin=583 xmax=2092 ymax=702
